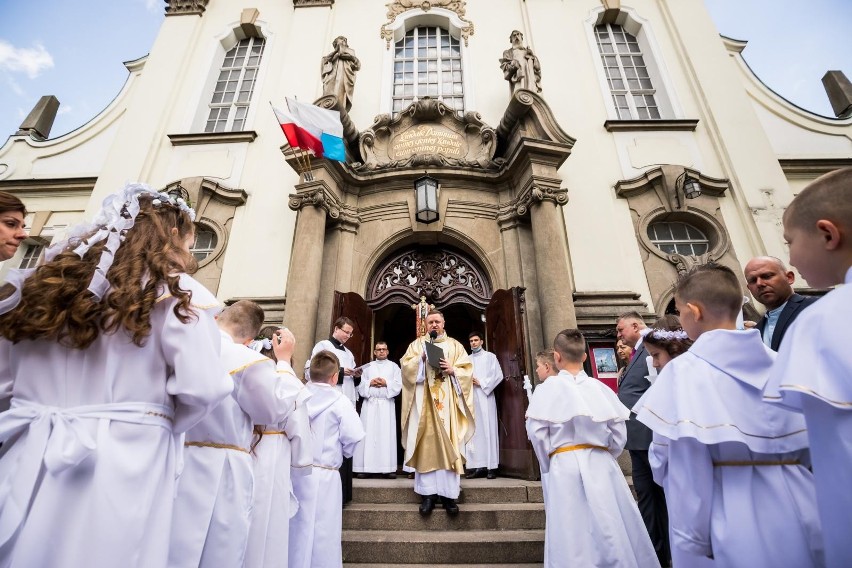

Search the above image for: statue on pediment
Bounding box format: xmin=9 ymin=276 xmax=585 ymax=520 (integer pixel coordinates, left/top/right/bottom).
xmin=499 ymin=30 xmax=541 ymax=94
xmin=321 ymin=36 xmax=361 ymax=112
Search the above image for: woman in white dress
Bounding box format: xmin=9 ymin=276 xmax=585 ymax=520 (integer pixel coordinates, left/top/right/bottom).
xmin=0 ymin=183 xmax=232 ymax=568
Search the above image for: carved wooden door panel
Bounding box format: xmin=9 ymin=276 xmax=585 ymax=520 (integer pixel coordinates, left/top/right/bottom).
xmin=332 ymin=291 xmax=373 ymax=367
xmin=486 ymin=287 xmax=538 ymax=480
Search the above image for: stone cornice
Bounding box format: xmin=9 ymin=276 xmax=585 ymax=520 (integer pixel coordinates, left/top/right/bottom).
xmin=293 ymin=0 xmax=334 ymax=6
xmin=288 ymin=181 xmax=361 ymax=228
xmin=614 ymin=165 xmax=728 ymax=212
xmin=168 ymin=131 xmax=257 ymax=146
xmin=381 ymin=1 xmax=474 ymax=48
xmin=164 ymin=0 xmax=209 ymax=16
xmin=603 ymin=119 xmax=699 ymax=132
xmin=778 ymin=158 xmax=852 ymax=177
xmin=0 ymin=176 xmax=97 ymax=196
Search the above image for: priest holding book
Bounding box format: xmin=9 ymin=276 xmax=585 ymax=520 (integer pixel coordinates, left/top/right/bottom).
xmin=400 ymin=309 xmax=474 ymax=516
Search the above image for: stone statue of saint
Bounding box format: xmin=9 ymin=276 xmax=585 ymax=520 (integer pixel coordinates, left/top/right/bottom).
xmin=321 ymin=36 xmax=361 ymax=112
xmin=499 ymin=30 xmax=542 ymax=94
xmin=412 ymin=296 xmax=435 ymax=338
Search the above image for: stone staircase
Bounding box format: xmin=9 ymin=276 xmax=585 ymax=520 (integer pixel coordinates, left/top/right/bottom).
xmin=342 ymin=477 xmax=546 ymax=566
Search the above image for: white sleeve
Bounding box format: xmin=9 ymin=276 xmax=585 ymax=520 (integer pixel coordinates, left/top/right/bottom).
xmin=416 ymin=358 xmax=426 ymax=384
xmin=649 ymin=432 xmax=670 ymax=487
xmin=386 ymin=364 xmax=403 ymax=398
xmin=668 ymin=437 xmax=714 ymax=559
xmin=339 ymin=401 xmax=366 ymax=459
xmin=234 ymin=359 xmax=298 ymax=426
xmin=163 ymin=304 xmax=233 ymax=433
xmin=285 ymin=391 xmax=313 ymax=476
xmin=480 ymin=354 xmax=504 ymax=396
xmin=525 ymin=416 xmax=552 ymax=474
xmin=607 ymin=419 xmax=627 ymax=458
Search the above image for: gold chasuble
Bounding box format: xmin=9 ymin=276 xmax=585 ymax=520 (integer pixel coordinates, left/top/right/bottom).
xmin=401 ymin=335 xmax=474 ymax=474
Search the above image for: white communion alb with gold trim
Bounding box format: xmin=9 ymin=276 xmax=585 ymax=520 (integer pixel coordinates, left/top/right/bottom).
xmin=169 ymin=331 xmax=303 ymax=568
xmin=0 ymin=274 xmax=232 ymax=568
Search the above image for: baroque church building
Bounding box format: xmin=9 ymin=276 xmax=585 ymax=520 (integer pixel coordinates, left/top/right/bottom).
xmin=1 ymin=0 xmax=850 ymax=477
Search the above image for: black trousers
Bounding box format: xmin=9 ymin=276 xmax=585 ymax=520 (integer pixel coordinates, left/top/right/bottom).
xmin=629 ymin=449 xmax=671 ymax=566
xmin=340 ymin=456 xmax=353 ymax=505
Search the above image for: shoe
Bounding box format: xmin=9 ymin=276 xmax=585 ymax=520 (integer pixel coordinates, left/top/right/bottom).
xmin=442 ymin=497 xmax=460 ymax=516
xmin=355 ymin=473 xmax=368 ymax=479
xmin=384 ymin=472 xmax=397 ymax=479
xmin=419 ymin=494 xmax=438 ymax=515
xmin=465 ymin=468 xmax=487 ymax=479
xmin=486 ymin=469 xmax=497 ymax=480
xmin=407 ymin=472 xmax=415 ymax=479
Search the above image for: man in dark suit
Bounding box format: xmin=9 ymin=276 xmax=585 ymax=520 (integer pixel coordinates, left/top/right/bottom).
xmin=616 ymin=311 xmax=670 ymax=567
xmin=744 ymin=256 xmax=819 ymax=351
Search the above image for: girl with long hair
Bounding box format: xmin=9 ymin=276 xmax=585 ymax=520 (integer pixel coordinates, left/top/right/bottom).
xmin=0 ymin=183 xmax=232 ymax=568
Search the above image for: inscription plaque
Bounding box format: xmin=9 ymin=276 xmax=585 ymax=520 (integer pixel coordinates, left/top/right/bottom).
xmin=390 ymin=125 xmax=465 ymax=161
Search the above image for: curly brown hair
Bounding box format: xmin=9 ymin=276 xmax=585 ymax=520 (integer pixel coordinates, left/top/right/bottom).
xmin=0 ymin=194 xmax=198 ymax=349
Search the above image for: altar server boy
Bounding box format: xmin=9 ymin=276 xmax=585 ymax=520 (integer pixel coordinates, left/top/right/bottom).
xmin=289 ymin=350 xmax=366 ymax=568
xmin=169 ymin=301 xmax=304 ymax=568
xmin=354 ymin=341 xmax=402 ymax=478
xmin=765 ymin=167 xmax=852 ymax=568
xmin=526 ymin=329 xmax=659 ymax=568
xmin=634 ymin=263 xmax=824 ymax=568
xmin=245 ymin=328 xmax=313 ymax=568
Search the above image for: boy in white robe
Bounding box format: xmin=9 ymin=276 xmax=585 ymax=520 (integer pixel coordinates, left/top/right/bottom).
xmin=289 ymin=350 xmax=366 ymax=568
xmin=634 ymin=263 xmax=824 ymax=568
xmin=465 ymin=331 xmax=504 ymax=479
xmin=169 ymin=302 xmax=303 ymax=568
xmin=526 ymin=329 xmax=659 ymax=568
xmin=354 ymin=341 xmax=402 ymax=477
xmin=245 ymin=330 xmax=313 ymax=568
xmin=764 ymin=167 xmax=852 ymax=568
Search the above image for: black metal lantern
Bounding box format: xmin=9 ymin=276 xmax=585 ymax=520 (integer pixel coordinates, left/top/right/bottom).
xmin=414 ymin=175 xmax=439 ymax=224
xmin=677 ymin=171 xmax=702 ymax=200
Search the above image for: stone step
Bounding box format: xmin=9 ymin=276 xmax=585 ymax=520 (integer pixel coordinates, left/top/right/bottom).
xmin=343 ymin=562 xmax=542 ymax=568
xmin=342 ymin=529 xmax=545 ymax=564
xmin=351 ymin=477 xmax=543 ymax=504
xmin=343 ymin=502 xmax=545 ymax=531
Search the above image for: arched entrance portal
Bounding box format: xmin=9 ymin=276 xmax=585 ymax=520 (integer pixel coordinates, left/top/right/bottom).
xmin=330 ymin=243 xmax=537 ymax=479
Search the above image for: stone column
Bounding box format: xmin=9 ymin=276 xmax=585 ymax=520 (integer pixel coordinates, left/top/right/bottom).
xmin=285 ymin=186 xmax=329 ymax=371
xmin=527 ymin=186 xmax=577 ymax=342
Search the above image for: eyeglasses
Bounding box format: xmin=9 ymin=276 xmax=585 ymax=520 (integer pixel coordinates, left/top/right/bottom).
xmin=375 ymin=347 xmax=388 ymax=351
xmin=339 ymin=329 xmax=354 ymax=336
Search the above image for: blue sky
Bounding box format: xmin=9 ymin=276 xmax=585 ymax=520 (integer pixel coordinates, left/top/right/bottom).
xmin=1 ymin=1 xmax=850 ymax=141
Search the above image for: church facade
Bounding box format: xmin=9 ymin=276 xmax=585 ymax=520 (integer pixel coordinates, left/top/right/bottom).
xmin=1 ymin=0 xmax=850 ymax=477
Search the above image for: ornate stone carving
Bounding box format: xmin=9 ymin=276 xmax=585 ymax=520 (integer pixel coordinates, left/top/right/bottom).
xmin=288 ymin=185 xmax=360 ymax=228
xmin=352 ymin=97 xmax=504 ymax=172
xmin=293 ymin=0 xmax=334 ymax=6
xmin=500 ymin=30 xmax=542 ymax=95
xmin=667 ymin=252 xmax=714 ymax=276
xmin=497 ymin=183 xmax=568 ymax=224
xmin=164 ymin=0 xmax=209 ymax=16
xmin=367 ymin=246 xmax=492 ymax=309
xmin=381 ymin=1 xmax=474 ymax=48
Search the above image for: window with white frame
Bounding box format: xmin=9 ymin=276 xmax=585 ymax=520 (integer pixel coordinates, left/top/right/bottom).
xmin=205 ymin=37 xmax=265 ymax=133
xmin=18 ymin=244 xmax=43 ymax=269
xmin=594 ymin=24 xmax=660 ymax=120
xmin=190 ymin=227 xmax=218 ymax=261
xmin=647 ymin=221 xmax=709 ymax=256
xmin=392 ymin=26 xmax=464 ymax=117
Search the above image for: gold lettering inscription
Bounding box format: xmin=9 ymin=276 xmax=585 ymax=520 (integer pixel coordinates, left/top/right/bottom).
xmin=390 ymin=124 xmax=465 ymax=160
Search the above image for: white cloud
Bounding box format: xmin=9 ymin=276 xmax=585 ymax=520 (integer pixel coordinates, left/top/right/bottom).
xmin=0 ymin=40 xmax=54 ymax=79
xmin=142 ymin=0 xmax=160 ymax=14
xmin=4 ymin=74 xmax=25 ymax=96
xmin=57 ymin=105 xmax=72 ymax=115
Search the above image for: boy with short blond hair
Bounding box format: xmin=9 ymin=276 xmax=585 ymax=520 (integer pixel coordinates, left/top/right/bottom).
xmin=765 ymin=166 xmax=852 ymax=567
xmin=289 ymin=350 xmax=365 ymax=568
xmin=526 ymin=329 xmax=659 ymax=567
xmin=634 ymin=264 xmax=823 ymax=567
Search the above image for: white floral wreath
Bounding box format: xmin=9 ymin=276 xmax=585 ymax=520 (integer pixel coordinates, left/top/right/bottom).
xmin=649 ymin=329 xmax=689 ymax=341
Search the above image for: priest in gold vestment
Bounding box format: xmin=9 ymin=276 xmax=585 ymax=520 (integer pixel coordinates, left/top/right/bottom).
xmin=401 ymin=310 xmax=474 ymax=515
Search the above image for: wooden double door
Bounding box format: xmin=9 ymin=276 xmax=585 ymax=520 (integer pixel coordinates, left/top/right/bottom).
xmin=330 ymin=287 xmax=539 ymax=479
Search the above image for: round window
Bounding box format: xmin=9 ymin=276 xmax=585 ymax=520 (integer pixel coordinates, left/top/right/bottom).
xmin=190 ymin=227 xmax=218 ymax=261
xmin=647 ymin=221 xmax=708 ymax=256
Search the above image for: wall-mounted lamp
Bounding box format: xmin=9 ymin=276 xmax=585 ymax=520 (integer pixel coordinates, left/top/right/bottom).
xmin=677 ymin=171 xmax=702 ymax=200
xmin=414 ymin=175 xmax=439 ymax=224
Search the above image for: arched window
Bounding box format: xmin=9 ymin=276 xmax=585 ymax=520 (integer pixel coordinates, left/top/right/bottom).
xmin=647 ymin=221 xmax=709 ymax=256
xmin=191 ymin=226 xmax=218 ymax=261
xmin=205 ymin=37 xmax=265 ymax=132
xmin=594 ymin=24 xmax=659 ymax=120
xmin=392 ymin=26 xmax=464 ymax=116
